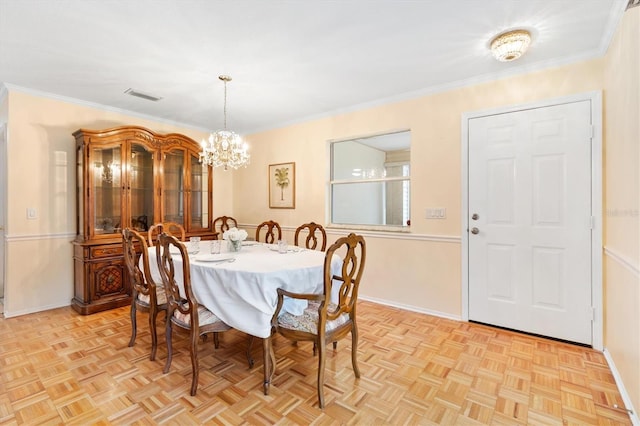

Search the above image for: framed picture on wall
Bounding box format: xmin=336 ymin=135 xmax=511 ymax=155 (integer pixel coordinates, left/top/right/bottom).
xmin=269 ymin=162 xmax=295 ymax=209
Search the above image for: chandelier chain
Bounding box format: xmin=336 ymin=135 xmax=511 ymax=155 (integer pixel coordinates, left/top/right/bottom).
xmin=198 ymin=74 xmax=250 ymax=170
xmin=223 ymin=79 xmax=228 ymax=130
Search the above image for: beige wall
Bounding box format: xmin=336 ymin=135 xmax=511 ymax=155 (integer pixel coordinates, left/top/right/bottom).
xmin=3 ymin=90 xmax=234 ymax=316
xmin=603 ymin=6 xmax=640 ymax=411
xmin=4 ymin=59 xmax=605 ymax=318
xmin=4 ymin=29 xmax=636 ymax=413
xmin=236 ymin=59 xmax=604 ymax=319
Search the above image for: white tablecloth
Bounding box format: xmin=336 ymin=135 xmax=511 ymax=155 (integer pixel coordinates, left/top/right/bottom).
xmin=145 ymin=241 xmax=339 ymax=338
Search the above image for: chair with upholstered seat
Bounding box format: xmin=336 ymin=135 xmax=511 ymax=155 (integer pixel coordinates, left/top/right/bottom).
xmin=147 ymin=222 xmax=186 ymax=247
xmin=269 ymin=232 xmax=366 ymax=408
xmin=156 ymin=232 xmax=232 ymax=396
xmin=255 ymin=220 xmax=282 ymax=244
xmin=294 ymin=222 xmax=327 ymax=251
xmin=122 ymin=228 xmax=168 ymax=361
xmin=213 ymin=215 xmax=238 ymax=239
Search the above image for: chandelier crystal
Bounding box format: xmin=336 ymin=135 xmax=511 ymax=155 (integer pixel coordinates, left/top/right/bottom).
xmin=490 ymin=29 xmax=531 ymax=62
xmin=199 ymin=75 xmax=250 ymax=170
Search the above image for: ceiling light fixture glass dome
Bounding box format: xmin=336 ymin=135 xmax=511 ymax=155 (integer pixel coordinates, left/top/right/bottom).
xmin=490 ymin=29 xmax=532 ymax=62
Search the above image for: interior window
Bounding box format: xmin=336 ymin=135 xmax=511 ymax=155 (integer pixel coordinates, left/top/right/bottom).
xmin=330 ymin=130 xmax=410 ymax=229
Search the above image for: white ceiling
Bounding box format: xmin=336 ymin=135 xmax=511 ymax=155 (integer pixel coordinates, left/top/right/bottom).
xmin=0 ymin=0 xmax=627 ymax=135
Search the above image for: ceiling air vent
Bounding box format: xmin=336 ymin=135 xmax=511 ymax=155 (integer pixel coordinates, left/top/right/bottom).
xmin=124 ymin=88 xmax=162 ymax=102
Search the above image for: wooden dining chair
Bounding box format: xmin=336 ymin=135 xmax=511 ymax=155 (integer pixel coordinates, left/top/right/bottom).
xmin=269 ymin=232 xmax=366 ymax=408
xmin=212 ymin=215 xmax=238 ymax=239
xmin=147 ymin=222 xmax=186 ymax=246
xmin=294 ymin=222 xmax=327 ymax=251
xmin=122 ymin=228 xmax=167 ymax=361
xmin=156 ymin=232 xmax=231 ymax=396
xmin=255 ymin=220 xmax=282 ymax=244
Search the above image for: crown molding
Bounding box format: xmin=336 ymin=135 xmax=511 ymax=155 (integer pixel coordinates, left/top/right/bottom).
xmin=246 ymin=49 xmax=607 ymax=135
xmin=1 ymin=83 xmax=210 ymax=133
xmin=0 ymin=84 xmax=8 ymax=105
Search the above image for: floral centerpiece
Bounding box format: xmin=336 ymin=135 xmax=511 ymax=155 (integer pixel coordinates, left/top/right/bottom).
xmin=222 ymin=227 xmax=248 ymax=252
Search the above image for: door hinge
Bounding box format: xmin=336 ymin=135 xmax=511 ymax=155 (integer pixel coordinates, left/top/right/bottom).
xmin=590 ymin=216 xmax=596 ymax=229
xmin=591 ymin=306 xmax=596 ymax=321
xmin=589 ymin=125 xmax=595 ymax=139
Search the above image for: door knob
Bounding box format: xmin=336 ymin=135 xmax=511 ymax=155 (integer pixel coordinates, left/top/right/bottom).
xmin=471 ymin=213 xmax=479 ymax=220
xmin=471 ymin=227 xmax=479 ymax=234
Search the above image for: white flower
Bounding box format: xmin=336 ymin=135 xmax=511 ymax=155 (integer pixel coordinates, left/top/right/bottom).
xmin=222 ymin=227 xmax=248 ymax=242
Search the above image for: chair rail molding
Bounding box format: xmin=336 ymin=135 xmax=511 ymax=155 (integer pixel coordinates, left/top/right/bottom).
xmin=238 ymin=223 xmax=460 ymax=244
xmin=6 ymin=232 xmax=76 ymax=242
xmin=604 ymin=246 xmax=640 ymax=277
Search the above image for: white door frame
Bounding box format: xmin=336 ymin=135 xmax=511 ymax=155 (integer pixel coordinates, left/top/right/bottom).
xmin=0 ymin=123 xmax=6 ymax=304
xmin=461 ymin=91 xmax=603 ymax=350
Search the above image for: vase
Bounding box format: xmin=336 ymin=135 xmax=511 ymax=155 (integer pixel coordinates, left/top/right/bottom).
xmin=227 ymin=239 xmax=242 ymax=252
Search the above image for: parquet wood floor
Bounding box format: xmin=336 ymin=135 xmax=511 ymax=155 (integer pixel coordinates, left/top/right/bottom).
xmin=0 ymin=301 xmax=632 ymax=425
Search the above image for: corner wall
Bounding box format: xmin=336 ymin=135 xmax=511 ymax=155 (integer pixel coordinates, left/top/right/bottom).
xmin=603 ymin=5 xmax=640 ymax=412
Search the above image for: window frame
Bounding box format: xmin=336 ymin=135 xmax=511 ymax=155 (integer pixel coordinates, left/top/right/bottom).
xmin=327 ymin=130 xmax=411 ymax=232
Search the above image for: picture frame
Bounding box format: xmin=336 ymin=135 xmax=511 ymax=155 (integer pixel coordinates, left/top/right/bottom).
xmin=269 ymin=162 xmax=295 ymax=209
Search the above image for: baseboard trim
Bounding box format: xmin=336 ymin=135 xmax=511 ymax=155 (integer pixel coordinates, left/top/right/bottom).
xmin=603 ymin=348 xmax=640 ymax=425
xmin=359 ymin=295 xmax=462 ymax=321
xmin=3 ymin=301 xmax=71 ymax=319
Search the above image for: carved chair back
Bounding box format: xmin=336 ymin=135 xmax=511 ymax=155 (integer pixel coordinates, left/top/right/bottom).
xmin=255 ymin=220 xmax=282 ymax=244
xmin=147 ymin=222 xmax=186 ymax=246
xmin=213 ymin=215 xmax=238 ymax=238
xmin=294 ymin=222 xmax=327 ymax=251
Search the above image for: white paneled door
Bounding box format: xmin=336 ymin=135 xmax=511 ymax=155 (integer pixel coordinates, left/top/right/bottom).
xmin=468 ymin=100 xmax=593 ymax=345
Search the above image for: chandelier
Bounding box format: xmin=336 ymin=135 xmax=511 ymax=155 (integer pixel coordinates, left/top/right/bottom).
xmin=199 ymin=75 xmax=250 ymax=170
xmin=95 ymin=160 xmax=118 ymax=184
xmin=490 ymin=29 xmax=531 ymax=62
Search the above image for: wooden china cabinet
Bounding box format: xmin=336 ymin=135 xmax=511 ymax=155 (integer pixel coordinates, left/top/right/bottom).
xmin=72 ymin=126 xmax=213 ymax=314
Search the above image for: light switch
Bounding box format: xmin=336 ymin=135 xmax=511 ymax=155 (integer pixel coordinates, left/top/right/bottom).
xmin=425 ymin=208 xmax=446 ymax=219
xmin=27 ymin=207 xmax=37 ymax=220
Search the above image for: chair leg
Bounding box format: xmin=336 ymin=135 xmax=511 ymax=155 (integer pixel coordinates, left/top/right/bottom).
xmin=313 ymin=341 xmax=317 ymax=356
xmin=317 ymin=338 xmax=326 ymax=408
xmin=333 ymin=341 xmax=337 ymax=350
xmin=189 ymin=328 xmax=200 ymax=396
xmin=262 ymin=337 xmax=275 ymax=395
xmin=351 ymin=325 xmax=360 ymax=378
xmin=213 ymin=332 xmax=220 ymax=348
xmin=246 ymin=336 xmax=255 ymax=368
xmin=149 ymin=307 xmax=158 ymax=361
xmin=163 ymin=318 xmax=173 ymax=374
xmin=128 ymin=299 xmax=137 ymax=347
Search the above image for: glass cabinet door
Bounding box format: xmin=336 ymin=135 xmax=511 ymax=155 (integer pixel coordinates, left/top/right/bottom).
xmin=129 ymin=143 xmax=154 ymax=232
xmin=189 ymin=153 xmax=210 ymax=230
xmin=92 ymin=145 xmax=122 ymax=235
xmin=162 ymin=149 xmax=185 ymax=225
xmin=76 ymin=145 xmax=84 ymax=235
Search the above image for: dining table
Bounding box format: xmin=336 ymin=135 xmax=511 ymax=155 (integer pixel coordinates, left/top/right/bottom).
xmin=144 ymin=239 xmax=341 ymax=394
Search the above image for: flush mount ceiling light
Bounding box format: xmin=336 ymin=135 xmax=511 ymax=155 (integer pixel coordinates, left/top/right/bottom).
xmin=199 ymin=75 xmax=250 ymax=171
xmin=490 ymin=29 xmax=532 ymax=62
